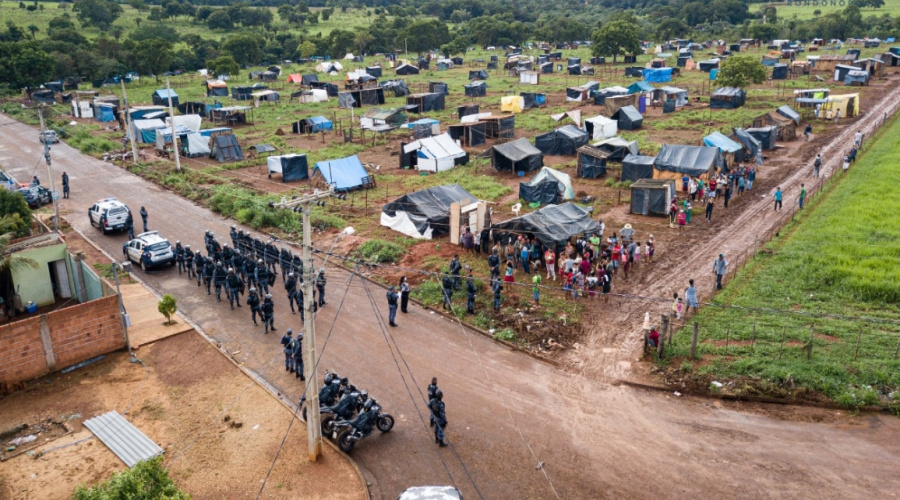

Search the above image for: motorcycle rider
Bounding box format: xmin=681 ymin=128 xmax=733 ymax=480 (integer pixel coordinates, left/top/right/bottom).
xmin=430 ymin=389 xmax=448 ymax=447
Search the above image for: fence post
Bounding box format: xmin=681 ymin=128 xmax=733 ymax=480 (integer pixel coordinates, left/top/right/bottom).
xmin=894 ymin=334 xmax=900 ymax=359
xmin=659 ymin=314 xmax=669 ymax=357
xmin=724 ymin=326 xmax=730 ymax=355
xmin=779 ymin=326 xmax=786 ymax=360
xmin=807 ymin=325 xmax=814 ymax=361
xmin=753 ymin=236 xmax=758 ymax=257
xmin=750 ymin=324 xmax=756 ymax=354
xmin=854 ymin=328 xmax=862 ymax=360
xmin=691 ymin=322 xmax=699 ymax=359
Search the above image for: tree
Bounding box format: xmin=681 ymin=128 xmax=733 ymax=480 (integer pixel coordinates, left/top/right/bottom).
xmin=27 ymin=24 xmax=38 ymax=40
xmin=222 ymin=33 xmax=264 ymax=66
xmin=135 ymin=38 xmax=173 ymax=82
xmin=207 ymin=10 xmax=233 ymax=30
xmin=353 ymin=31 xmax=372 ymax=55
xmin=0 ymin=215 xmax=38 ymax=273
xmin=0 ymin=190 xmax=34 ymax=238
xmin=716 ymin=54 xmax=766 ymax=89
xmin=207 ymin=54 xmax=239 ymax=76
xmin=0 ymin=41 xmax=55 ymax=90
xmin=157 ymin=294 xmax=177 ymax=325
xmin=591 ymin=20 xmax=640 ymax=63
xmin=814 ymin=9 xmax=821 ymax=17
xmin=321 ymin=8 xmax=333 ymax=21
xmin=135 ymin=17 xmax=141 ymax=28
xmin=73 ymin=456 xmax=188 ymax=500
xmin=441 ymin=35 xmax=469 ymax=57
xmin=655 ymin=19 xmax=688 ymax=42
xmin=747 ymin=22 xmax=778 ymax=42
xmin=72 ymin=0 xmax=122 ymax=31
xmin=126 ymin=0 xmax=146 ymax=12
xmin=298 ymin=40 xmax=315 ymax=59
xmin=404 ymin=19 xmax=449 ymax=52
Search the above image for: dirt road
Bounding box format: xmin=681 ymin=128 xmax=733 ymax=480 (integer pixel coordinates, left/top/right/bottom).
xmin=1 ymin=108 xmax=899 ymax=499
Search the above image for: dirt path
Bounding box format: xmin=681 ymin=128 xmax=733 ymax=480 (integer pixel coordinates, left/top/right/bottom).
xmin=570 ymin=82 xmax=900 ymax=382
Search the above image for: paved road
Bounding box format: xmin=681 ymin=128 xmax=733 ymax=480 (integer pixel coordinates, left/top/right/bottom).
xmin=2 ymin=114 xmax=899 ymax=499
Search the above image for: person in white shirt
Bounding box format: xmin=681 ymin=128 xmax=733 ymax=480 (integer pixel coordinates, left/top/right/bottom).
xmin=854 ymin=130 xmax=863 ymax=147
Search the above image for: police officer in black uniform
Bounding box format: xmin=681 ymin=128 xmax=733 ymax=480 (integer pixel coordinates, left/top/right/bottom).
xmin=230 ymin=225 xmax=239 ymax=248
xmin=466 ymin=272 xmax=477 ymax=315
xmin=184 ymin=244 xmax=194 ymax=279
xmin=222 ymin=244 xmax=234 ymax=269
xmin=174 ymin=241 xmax=185 ymax=275
xmin=430 ymin=389 xmax=448 ymax=447
xmin=226 ymin=268 xmax=243 ymax=310
xmin=213 ymin=262 xmax=227 ymax=302
xmin=203 ymin=256 xmax=215 ymax=295
xmin=316 ymin=270 xmax=327 ymax=307
xmin=194 ymin=253 xmax=205 ymax=287
xmin=281 ymin=329 xmax=295 ymax=372
xmin=232 ymin=250 xmax=245 ymax=281
xmin=291 ymin=253 xmax=303 ymax=278
xmin=427 ymin=377 xmax=440 ymax=427
xmin=285 ymin=272 xmax=298 ymax=314
xmin=449 ymin=255 xmax=462 ymax=290
xmin=246 ymin=287 xmax=261 ymax=326
xmin=279 ymin=248 xmax=292 ymax=282
xmin=291 ymin=332 xmax=304 ymax=380
xmin=441 ymin=271 xmax=454 ymax=311
xmin=245 ymin=257 xmax=257 ymax=288
xmin=488 ymin=249 xmax=501 ymax=281
xmin=254 ymin=259 xmax=268 ymax=295
xmin=262 ymin=293 xmax=276 ymax=334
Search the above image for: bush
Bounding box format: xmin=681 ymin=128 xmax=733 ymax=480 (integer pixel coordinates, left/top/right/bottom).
xmin=410 ymin=280 xmax=444 ymax=306
xmin=158 ymin=294 xmax=177 ymax=325
xmin=73 ymin=456 xmax=190 ymax=499
xmin=494 ymin=329 xmax=516 ymax=342
xmin=0 ymin=189 xmax=33 ymax=237
xmin=354 ymin=239 xmax=405 ymax=263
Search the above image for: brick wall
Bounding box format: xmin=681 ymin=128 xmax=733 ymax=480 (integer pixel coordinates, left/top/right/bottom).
xmin=0 ymin=296 xmax=125 ymax=391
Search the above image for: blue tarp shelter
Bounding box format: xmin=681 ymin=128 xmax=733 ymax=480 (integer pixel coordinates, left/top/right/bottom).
xmin=709 ymin=69 xmax=719 ymax=80
xmin=313 ymin=155 xmax=369 ymax=191
xmin=627 ymin=81 xmax=655 ymax=94
xmin=295 ymin=115 xmax=333 ymax=133
xmin=703 ymin=131 xmax=743 ymax=154
xmin=96 ymin=104 xmax=116 ymax=122
xmin=152 ymin=89 xmax=179 ymax=107
xmin=132 ymin=118 xmax=167 ymax=143
xmin=642 ymin=68 xmax=672 ymax=83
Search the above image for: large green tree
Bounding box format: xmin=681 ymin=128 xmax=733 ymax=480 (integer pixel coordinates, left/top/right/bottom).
xmin=591 ymin=20 xmax=641 ymax=63
xmin=716 ymin=54 xmax=766 ymax=89
xmin=222 ymin=33 xmax=264 ymax=66
xmin=135 ymin=38 xmax=174 ymax=82
xmin=207 ymin=54 xmax=239 ymax=77
xmin=403 ymin=19 xmax=449 ymax=53
xmin=0 ymin=41 xmax=54 ymax=89
xmin=72 ymin=0 xmax=122 ymax=30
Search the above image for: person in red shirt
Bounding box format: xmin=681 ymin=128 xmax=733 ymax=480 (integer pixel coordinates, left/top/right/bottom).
xmin=611 ymin=244 xmax=621 ymax=275
xmin=648 ymin=327 xmax=660 ymax=347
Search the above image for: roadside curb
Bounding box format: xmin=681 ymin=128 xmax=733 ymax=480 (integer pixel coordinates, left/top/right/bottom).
xmin=70 ymin=226 xmax=373 ymax=500
xmin=616 ymin=379 xmax=890 ymax=414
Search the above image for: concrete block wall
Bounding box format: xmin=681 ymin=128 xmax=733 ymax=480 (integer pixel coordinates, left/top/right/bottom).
xmin=0 ymin=296 xmax=124 ymax=390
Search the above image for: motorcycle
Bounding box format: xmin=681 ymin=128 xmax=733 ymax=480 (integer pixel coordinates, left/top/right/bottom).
xmin=333 ymin=399 xmax=394 ymax=453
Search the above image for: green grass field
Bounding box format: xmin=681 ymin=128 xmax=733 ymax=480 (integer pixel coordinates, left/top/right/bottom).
xmin=668 ymin=116 xmax=900 ymax=411
xmin=755 ymin=0 xmax=900 ymax=20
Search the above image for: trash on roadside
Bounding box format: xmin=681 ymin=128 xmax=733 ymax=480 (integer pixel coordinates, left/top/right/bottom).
xmin=9 ymin=435 xmax=37 ymax=446
xmin=711 ymin=381 xmax=724 ymax=388
xmin=673 ymin=391 xmax=682 ymax=397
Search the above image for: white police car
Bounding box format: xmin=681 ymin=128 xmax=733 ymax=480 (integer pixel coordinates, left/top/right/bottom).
xmin=398 ymin=486 xmax=463 ymax=500
xmin=123 ymin=231 xmax=175 ymax=271
xmin=89 ymin=198 xmax=132 ymax=235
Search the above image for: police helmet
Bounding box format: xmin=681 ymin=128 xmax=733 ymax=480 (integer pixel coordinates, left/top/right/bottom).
xmin=331 ymin=378 xmax=342 ymax=386
xmin=288 ymin=272 xmax=294 ymax=278
xmin=231 ymin=225 xmax=236 ymax=229
xmin=340 ymin=377 xmax=349 ymax=386
xmin=228 ymin=268 xmax=234 ymax=274
xmin=324 ymin=373 xmax=334 ymax=384
xmin=223 ymin=243 xmax=228 ymax=248
xmin=176 ymin=240 xmax=181 ymax=245
xmin=363 ymin=399 xmax=374 ymax=411
xmin=249 ymin=287 xmax=257 ymax=293
xmin=286 ymin=328 xmax=293 ymax=335
xmin=349 ymin=391 xmax=360 ymax=399
xmin=209 ymin=232 xmax=214 ymax=237
xmin=258 ymin=259 xmax=263 ymax=264
xmin=360 ymin=390 xmax=368 ymax=401
xmin=265 ymin=294 xmax=272 ymax=299
xmin=435 ymin=389 xmax=443 ymax=400
xmin=216 ymin=262 xmax=223 ymax=267
xmin=205 ymin=230 xmax=210 ymax=235
xmin=185 ymin=244 xmax=190 ymax=248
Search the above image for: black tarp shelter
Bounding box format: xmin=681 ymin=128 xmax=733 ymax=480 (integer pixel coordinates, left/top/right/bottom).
xmin=621 ymin=154 xmax=656 ymax=182
xmin=457 ymin=104 xmax=479 ymax=118
xmin=338 ymin=87 xmax=386 ymax=108
xmin=210 ymin=133 xmax=244 ymax=162
xmin=396 ymin=64 xmax=419 ymax=75
xmin=267 ymin=154 xmax=309 ymax=182
xmin=576 ymin=145 xmax=608 ymax=179
xmin=746 ymin=126 xmax=777 ymax=149
xmin=152 ymin=89 xmax=179 ymax=107
xmin=366 ymin=66 xmax=383 ymax=78
xmin=491 ymin=203 xmax=600 ymax=250
xmin=491 ymin=138 xmax=542 ymax=173
xmin=653 ymin=144 xmax=720 ymax=179
xmin=534 ymin=125 xmax=588 ymax=156
xmin=518 ymin=167 xmax=574 ymax=205
xmin=464 ymin=81 xmax=487 ymax=96
xmin=630 ymin=179 xmax=677 ymax=216
xmin=381 ymin=184 xmax=477 ymax=239
xmin=382 ymin=80 xmax=409 ymax=97
xmin=710 ymin=87 xmax=746 ymax=109
xmin=612 ymin=105 xmax=643 ymax=130
xmin=772 ymin=64 xmax=789 ymax=79
xmin=448 ymin=122 xmax=486 ymax=147
xmin=469 ymin=70 xmax=489 ymax=80
xmin=406 ymin=93 xmax=445 ymax=113
xmin=429 ymin=81 xmax=449 ymax=95
xmin=732 ymin=128 xmax=761 ymax=161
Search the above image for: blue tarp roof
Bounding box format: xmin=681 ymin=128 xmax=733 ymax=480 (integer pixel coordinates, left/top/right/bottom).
xmin=198 ymin=127 xmax=232 ymax=137
xmin=308 ymin=116 xmax=331 ymax=126
xmin=153 ymin=89 xmax=178 ymax=98
xmin=313 ymin=155 xmax=367 ymax=191
xmin=627 ymin=81 xmax=656 ymax=94
xmin=703 ymin=131 xmax=743 ymax=153
xmin=642 ymin=68 xmax=672 ymax=83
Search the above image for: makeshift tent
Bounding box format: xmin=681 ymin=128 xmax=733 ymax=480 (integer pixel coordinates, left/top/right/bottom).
xmin=630 ymin=179 xmax=677 ymax=216
xmin=621 ymin=154 xmax=656 ymax=182
xmin=457 ymin=104 xmax=479 ymax=118
xmin=500 ymin=96 xmax=524 ymax=114
xmin=206 ymin=80 xmax=228 ymax=97
xmin=395 ymin=64 xmax=419 ymax=75
xmin=286 ymin=74 xmax=303 ymax=83
xmin=182 ymin=133 xmax=211 ymax=158
xmin=232 ymin=85 xmax=266 ymax=100
xmin=464 ymin=81 xmax=487 ymax=97
xmin=292 ymin=116 xmax=333 ymax=134
xmin=583 ymin=115 xmax=617 ymax=140
xmin=209 ymin=134 xmax=243 ymax=162
xmin=290 ymin=89 xmax=329 ymax=103
xmin=541 ymin=62 xmax=554 ymax=74
xmin=752 ymin=112 xmax=796 ymax=141
xmin=746 ymin=126 xmax=777 ymax=150
xmin=654 ymin=86 xmax=688 ymax=108
xmin=592 ymin=136 xmax=638 ymax=161
xmin=576 ymin=145 xmax=608 ymax=179
xmin=821 ymin=93 xmax=859 ymax=119
xmin=776 ymin=105 xmax=801 ymax=125
xmin=177 ymin=102 xmax=207 ymax=116
xmin=483 ymin=116 xmax=515 ymax=139
xmin=566 ymin=81 xmax=600 ymax=102
xmin=519 ymin=93 xmax=545 ymax=109
xmin=382 ymin=80 xmax=409 ymax=97
xmin=654 ymin=144 xmax=720 ymax=179
xmin=32 ymin=90 xmax=56 ymax=104
xmin=604 ymin=94 xmax=640 ymax=116
xmin=301 ymin=74 xmax=318 ymax=86
xmin=132 ymin=119 xmax=167 ymax=143
xmin=315 ymin=61 xmax=343 ymax=73
xmin=703 ymin=131 xmax=743 ymax=156
xmin=448 ymin=122 xmax=486 ymax=147
xmin=366 ymin=66 xmax=383 ymax=78
xmin=627 ymin=81 xmax=655 ymax=94
xmin=593 ymin=86 xmax=629 ymax=105
xmin=258 ymin=71 xmax=278 ymax=81
xmin=519 ymin=71 xmax=539 ymax=85
xmin=165 ymin=114 xmax=202 ymax=133
xmin=436 ymin=59 xmax=452 ymax=71
xmin=428 ymin=81 xmax=449 ymax=95
xmin=844 ymin=70 xmax=869 ymax=86
xmin=381 ymin=184 xmax=477 ymax=239
xmin=338 ymin=87 xmax=385 ymax=108
xmin=642 ymin=68 xmax=673 ymax=83
xmin=568 ymin=64 xmax=582 ymax=75
xmin=406 ymin=93 xmax=445 ymax=113
xmin=469 ymin=70 xmax=489 ymax=80
xmin=612 ymin=105 xmax=643 ymax=130
xmin=267 ymin=154 xmax=309 ymax=182
xmin=677 ymin=56 xmax=691 ymax=67
xmin=732 ymin=128 xmax=761 ymax=161
xmin=360 ymin=108 xmax=407 ymax=130
xmin=710 ymin=87 xmax=746 ymax=109
xmin=772 ymin=64 xmax=788 ymax=79
xmin=400 ymin=133 xmax=468 ymax=172
xmin=534 ymin=125 xmax=589 ymax=156
xmin=313 ymin=155 xmax=369 ymax=191
xmin=152 ymin=89 xmax=179 ymax=107
xmin=490 ymin=138 xmax=542 ymax=173
xmin=267 ymin=66 xmax=282 ymax=75
xmin=251 ymin=90 xmax=280 ymax=103
xmin=519 ymin=166 xmax=574 ymax=205
xmin=452 ymin=57 xmax=464 ymax=65
xmin=491 ymin=203 xmax=600 ymax=250
xmin=698 ymin=58 xmax=720 ymax=72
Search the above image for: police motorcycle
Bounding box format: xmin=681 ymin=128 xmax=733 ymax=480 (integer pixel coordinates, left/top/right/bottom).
xmin=332 ymin=398 xmax=395 ymax=453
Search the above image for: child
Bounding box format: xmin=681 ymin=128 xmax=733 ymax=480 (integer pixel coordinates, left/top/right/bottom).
xmin=587 ymin=271 xmax=598 ymax=298
xmin=677 ymin=298 xmax=684 ymax=320
xmin=633 ymin=242 xmax=641 ymax=264
xmin=685 ymin=201 xmax=692 ymax=224
xmin=676 ymin=210 xmax=687 ymax=230
xmin=671 ymin=292 xmax=680 ymax=319
xmin=647 ymin=235 xmax=655 ymax=262
xmin=843 ymin=155 xmax=850 ymax=172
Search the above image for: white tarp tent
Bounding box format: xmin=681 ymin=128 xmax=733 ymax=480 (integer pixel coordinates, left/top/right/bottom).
xmin=316 ymin=61 xmax=343 ymax=73
xmin=296 ymin=89 xmax=328 ymax=103
xmin=461 ymin=112 xmax=492 ymax=124
xmin=165 ymin=114 xmax=202 ymax=132
xmin=347 ymin=69 xmax=370 ymax=80
xmin=583 ymin=115 xmax=617 ymax=140
xmin=403 ymin=133 xmax=467 ymax=172
xmin=519 ymin=71 xmax=539 ymax=85
xmin=184 ymin=133 xmax=211 ymax=157
xmin=344 ymin=53 xmax=355 ymax=60
xmin=526 ymin=166 xmax=574 ymax=200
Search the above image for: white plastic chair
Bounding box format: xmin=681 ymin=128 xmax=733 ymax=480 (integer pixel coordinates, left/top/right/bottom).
xmin=511 ymin=203 xmax=522 ymax=217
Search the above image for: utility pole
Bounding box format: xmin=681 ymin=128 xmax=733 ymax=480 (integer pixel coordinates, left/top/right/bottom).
xmin=165 ymin=77 xmax=182 ymax=172
xmin=271 ymin=187 xmax=345 ymax=462
xmin=120 ymin=80 xmax=138 ymax=165
xmin=38 ymin=107 xmax=60 ymax=232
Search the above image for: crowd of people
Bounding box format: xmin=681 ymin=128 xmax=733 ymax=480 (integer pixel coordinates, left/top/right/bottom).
xmin=669 ymin=164 xmax=758 ymax=227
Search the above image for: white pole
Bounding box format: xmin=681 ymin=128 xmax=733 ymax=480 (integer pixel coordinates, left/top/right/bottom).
xmin=165 ymin=77 xmax=182 ymax=172
xmin=302 ymin=204 xmax=322 ymax=461
xmin=121 ymin=80 xmax=139 ymax=165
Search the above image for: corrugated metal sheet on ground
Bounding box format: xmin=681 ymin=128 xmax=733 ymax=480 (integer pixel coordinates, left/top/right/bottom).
xmin=83 ymin=410 xmax=163 ymax=467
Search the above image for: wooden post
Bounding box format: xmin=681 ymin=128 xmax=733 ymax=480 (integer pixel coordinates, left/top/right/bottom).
xmin=807 ymin=325 xmax=814 ymax=361
xmin=668 ymin=316 xmax=674 ymax=347
xmin=690 ymin=322 xmax=699 ymax=359
xmin=895 ymin=334 xmax=900 ymax=359
xmin=854 ymin=327 xmax=862 ymax=360
xmin=750 ymin=324 xmax=756 ymax=354
xmin=643 ymin=328 xmax=649 ymax=353
xmin=659 ymin=314 xmax=668 ymax=357
xmin=724 ymin=326 xmax=730 ymax=355
xmin=364 ymin=188 xmax=368 ymax=217
xmin=779 ymin=326 xmax=786 ymax=359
